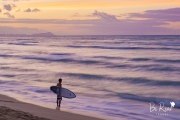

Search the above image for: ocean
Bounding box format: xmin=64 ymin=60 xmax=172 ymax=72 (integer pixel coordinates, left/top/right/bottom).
xmin=0 ymin=35 xmax=180 ymax=120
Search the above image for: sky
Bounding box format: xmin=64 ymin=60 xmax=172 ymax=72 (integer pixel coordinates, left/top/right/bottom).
xmin=0 ymin=0 xmax=180 ymax=35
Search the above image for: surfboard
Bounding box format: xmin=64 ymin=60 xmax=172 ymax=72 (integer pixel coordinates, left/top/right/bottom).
xmin=50 ymin=86 xmax=76 ymax=98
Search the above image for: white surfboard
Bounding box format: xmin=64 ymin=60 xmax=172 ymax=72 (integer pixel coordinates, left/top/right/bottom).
xmin=50 ymin=86 xmax=76 ymax=98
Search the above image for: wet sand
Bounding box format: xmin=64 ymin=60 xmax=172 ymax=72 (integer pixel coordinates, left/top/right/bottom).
xmin=0 ymin=94 xmax=103 ymax=120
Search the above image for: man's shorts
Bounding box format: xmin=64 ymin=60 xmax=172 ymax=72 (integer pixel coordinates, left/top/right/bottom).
xmin=57 ymin=96 xmax=62 ymax=100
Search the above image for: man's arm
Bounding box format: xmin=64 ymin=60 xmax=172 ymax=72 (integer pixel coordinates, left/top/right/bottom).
xmin=57 ymin=83 xmax=61 ymax=97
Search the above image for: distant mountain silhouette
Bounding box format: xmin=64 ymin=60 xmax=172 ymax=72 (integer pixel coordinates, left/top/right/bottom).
xmin=32 ymin=32 xmax=56 ymax=37
xmin=0 ymin=32 xmax=56 ymax=37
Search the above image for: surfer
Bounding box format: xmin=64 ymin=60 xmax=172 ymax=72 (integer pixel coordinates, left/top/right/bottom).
xmin=56 ymin=78 xmax=62 ymax=110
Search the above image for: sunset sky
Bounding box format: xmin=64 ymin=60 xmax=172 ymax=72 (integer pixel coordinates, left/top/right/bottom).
xmin=0 ymin=0 xmax=180 ymax=35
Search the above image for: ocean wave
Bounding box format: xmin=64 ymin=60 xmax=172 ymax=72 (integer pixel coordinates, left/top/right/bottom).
xmin=107 ymin=63 xmax=180 ymax=72
xmin=67 ymin=45 xmax=180 ymax=51
xmin=0 ymin=54 xmax=14 ymax=58
xmin=0 ymin=80 xmax=23 ymax=85
xmin=61 ymin=73 xmax=106 ymax=80
xmin=35 ymin=89 xmax=51 ymax=93
xmin=162 ymin=43 xmax=180 ymax=46
xmin=130 ymin=58 xmax=151 ymax=61
xmin=129 ymin=57 xmax=180 ymax=64
xmin=57 ymin=72 xmax=180 ymax=87
xmin=114 ymin=77 xmax=180 ymax=87
xmin=0 ymin=80 xmax=9 ymax=84
xmin=155 ymin=59 xmax=180 ymax=63
xmin=50 ymin=53 xmax=73 ymax=56
xmin=93 ymin=56 xmax=124 ymax=60
xmin=107 ymin=64 xmax=129 ymax=68
xmin=0 ymin=66 xmax=35 ymax=72
xmin=8 ymin=42 xmax=37 ymax=46
xmin=1 ymin=53 xmax=179 ymax=72
xmin=118 ymin=93 xmax=180 ymax=108
xmin=147 ymin=66 xmax=180 ymax=72
xmin=23 ymin=54 xmax=180 ymax=70
xmin=4 ymin=89 xmax=29 ymax=95
xmin=22 ymin=55 xmax=102 ymax=65
xmin=0 ymin=74 xmax=15 ymax=78
xmin=17 ymin=38 xmax=33 ymax=40
xmin=67 ymin=45 xmax=152 ymax=50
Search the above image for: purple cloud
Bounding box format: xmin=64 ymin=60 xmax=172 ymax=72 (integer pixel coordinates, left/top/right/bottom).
xmin=24 ymin=8 xmax=41 ymax=12
xmin=92 ymin=10 xmax=118 ymax=22
xmin=3 ymin=4 xmax=16 ymax=11
xmin=32 ymin=8 xmax=40 ymax=12
xmin=24 ymin=8 xmax=31 ymax=12
xmin=129 ymin=8 xmax=180 ymax=22
xmin=3 ymin=12 xmax=15 ymax=18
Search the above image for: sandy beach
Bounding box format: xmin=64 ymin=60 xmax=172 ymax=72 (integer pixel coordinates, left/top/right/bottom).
xmin=0 ymin=94 xmax=103 ymax=120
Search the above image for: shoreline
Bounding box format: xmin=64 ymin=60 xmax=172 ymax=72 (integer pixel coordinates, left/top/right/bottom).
xmin=0 ymin=94 xmax=103 ymax=120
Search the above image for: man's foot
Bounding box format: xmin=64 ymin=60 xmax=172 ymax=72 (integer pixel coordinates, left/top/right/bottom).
xmin=56 ymin=106 xmax=58 ymax=110
xmin=58 ymin=106 xmax=60 ymax=110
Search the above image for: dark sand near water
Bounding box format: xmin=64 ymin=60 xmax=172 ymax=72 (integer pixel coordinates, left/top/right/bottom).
xmin=0 ymin=106 xmax=50 ymax=120
xmin=0 ymin=94 xmax=103 ymax=120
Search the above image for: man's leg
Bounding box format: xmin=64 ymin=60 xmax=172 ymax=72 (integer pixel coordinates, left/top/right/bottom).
xmin=58 ymin=100 xmax=61 ymax=108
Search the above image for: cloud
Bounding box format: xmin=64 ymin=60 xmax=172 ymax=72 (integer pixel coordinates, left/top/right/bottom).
xmin=3 ymin=4 xmax=16 ymax=11
xmin=24 ymin=8 xmax=31 ymax=12
xmin=92 ymin=10 xmax=118 ymax=22
xmin=0 ymin=8 xmax=180 ymax=35
xmin=32 ymin=8 xmax=40 ymax=12
xmin=24 ymin=8 xmax=41 ymax=12
xmin=3 ymin=12 xmax=14 ymax=18
xmin=72 ymin=13 xmax=80 ymax=17
xmin=15 ymin=9 xmax=21 ymax=12
xmin=129 ymin=8 xmax=180 ymax=22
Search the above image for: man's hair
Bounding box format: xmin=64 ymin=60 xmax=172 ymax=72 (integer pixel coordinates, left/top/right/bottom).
xmin=59 ymin=78 xmax=62 ymax=82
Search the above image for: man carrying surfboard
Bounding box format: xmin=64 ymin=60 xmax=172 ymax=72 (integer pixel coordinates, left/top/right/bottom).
xmin=56 ymin=78 xmax=62 ymax=110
